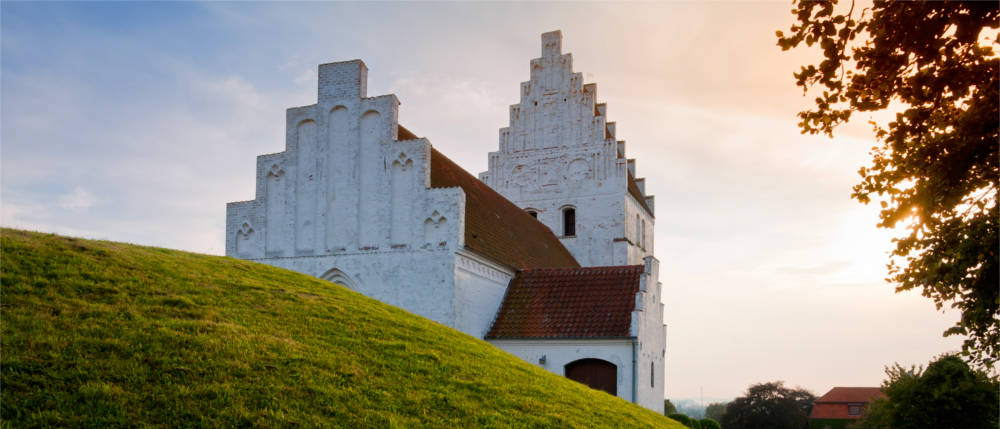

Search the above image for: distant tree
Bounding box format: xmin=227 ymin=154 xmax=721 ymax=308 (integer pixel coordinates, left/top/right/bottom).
xmin=699 ymin=418 xmax=722 ymax=429
xmin=850 ymin=354 xmax=998 ymax=429
xmin=704 ymin=402 xmax=728 ymax=422
xmin=664 ymin=399 xmax=678 ymax=415
xmin=668 ymin=413 xmax=692 ymax=427
xmin=777 ymin=0 xmax=999 ymax=368
xmin=720 ymin=381 xmax=815 ymax=429
xmin=690 ymin=418 xmax=702 ymax=429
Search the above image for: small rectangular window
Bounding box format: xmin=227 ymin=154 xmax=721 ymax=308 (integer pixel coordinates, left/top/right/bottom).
xmin=848 ymin=405 xmax=862 ymax=416
xmin=563 ymin=208 xmax=576 ymax=236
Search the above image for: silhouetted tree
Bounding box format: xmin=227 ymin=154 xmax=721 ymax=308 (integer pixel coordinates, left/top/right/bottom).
xmin=664 ymin=399 xmax=678 ymax=415
xmin=777 ymin=0 xmax=999 ymax=368
xmin=849 ymin=354 xmax=998 ymax=429
xmin=720 ymin=381 xmax=815 ymax=429
xmin=704 ymin=402 xmax=728 ymax=423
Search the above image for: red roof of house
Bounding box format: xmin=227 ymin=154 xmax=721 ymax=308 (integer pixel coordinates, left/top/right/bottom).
xmin=429 ymin=148 xmax=579 ymax=270
xmin=815 ymin=387 xmax=885 ymax=403
xmin=809 ymin=387 xmax=885 ymax=419
xmin=485 ymin=265 xmax=644 ymax=339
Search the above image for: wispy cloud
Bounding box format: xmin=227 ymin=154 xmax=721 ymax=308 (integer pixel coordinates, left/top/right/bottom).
xmin=57 ymin=187 xmax=96 ymax=209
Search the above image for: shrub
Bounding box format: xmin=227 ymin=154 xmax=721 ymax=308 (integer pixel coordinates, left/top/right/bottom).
xmin=668 ymin=413 xmax=691 ymax=426
xmin=700 ymin=418 xmax=721 ymax=429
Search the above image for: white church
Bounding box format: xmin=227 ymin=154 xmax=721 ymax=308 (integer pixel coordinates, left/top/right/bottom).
xmin=226 ymin=31 xmax=666 ymax=412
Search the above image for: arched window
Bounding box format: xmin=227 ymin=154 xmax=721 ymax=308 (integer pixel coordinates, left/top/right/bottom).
xmin=562 ymin=207 xmax=576 ymax=237
xmin=651 ymin=361 xmax=655 ymax=387
xmin=564 ymin=358 xmax=617 ymax=395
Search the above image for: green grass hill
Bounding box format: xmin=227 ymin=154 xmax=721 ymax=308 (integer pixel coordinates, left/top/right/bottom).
xmin=1 ymin=229 xmax=682 ymax=428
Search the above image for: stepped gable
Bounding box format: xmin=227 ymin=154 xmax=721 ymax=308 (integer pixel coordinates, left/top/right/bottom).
xmin=482 ymin=30 xmax=654 ymax=218
xmin=486 ymin=265 xmax=643 ymax=339
xmin=429 ymin=148 xmax=579 ymax=269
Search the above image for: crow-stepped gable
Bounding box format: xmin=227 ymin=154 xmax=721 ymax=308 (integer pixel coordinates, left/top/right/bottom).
xmin=225 ymin=31 xmax=666 ymax=412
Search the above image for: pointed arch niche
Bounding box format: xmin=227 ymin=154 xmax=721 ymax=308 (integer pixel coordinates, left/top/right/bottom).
xmin=320 ymin=268 xmax=359 ymax=290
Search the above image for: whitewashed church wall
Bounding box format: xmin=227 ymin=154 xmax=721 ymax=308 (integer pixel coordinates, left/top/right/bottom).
xmin=256 ymin=248 xmax=458 ymax=326
xmin=523 ymin=190 xmax=624 ymax=267
xmin=632 ymin=256 xmax=666 ymax=413
xmin=479 ymin=30 xmax=655 ymax=268
xmin=453 ymin=250 xmax=515 ymax=338
xmin=623 ymin=194 xmax=655 ymax=266
xmin=487 ymin=339 xmax=636 ymax=403
xmin=226 ymin=59 xmax=473 ymax=330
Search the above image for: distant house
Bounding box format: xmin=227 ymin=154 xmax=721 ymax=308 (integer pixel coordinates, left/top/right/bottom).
xmin=808 ymin=387 xmax=885 ymax=429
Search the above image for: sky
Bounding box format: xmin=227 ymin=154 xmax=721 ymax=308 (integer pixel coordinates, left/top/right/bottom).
xmin=1 ymin=1 xmax=964 ymax=401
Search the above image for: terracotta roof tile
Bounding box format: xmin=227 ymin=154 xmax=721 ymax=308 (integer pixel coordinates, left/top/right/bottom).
xmin=429 ymin=148 xmax=579 ymax=269
xmin=814 ymin=387 xmax=884 ymax=404
xmin=486 ymin=265 xmax=643 ymax=339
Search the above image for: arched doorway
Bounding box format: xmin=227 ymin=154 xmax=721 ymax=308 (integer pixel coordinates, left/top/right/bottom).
xmin=320 ymin=268 xmax=358 ymax=290
xmin=564 ymin=358 xmax=617 ymax=396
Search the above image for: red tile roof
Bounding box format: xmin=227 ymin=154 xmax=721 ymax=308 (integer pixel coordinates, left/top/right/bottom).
xmin=429 ymin=148 xmax=579 ymax=270
xmin=815 ymin=387 xmax=885 ymax=403
xmin=809 ymin=387 xmax=884 ymax=420
xmin=485 ymin=265 xmax=644 ymax=339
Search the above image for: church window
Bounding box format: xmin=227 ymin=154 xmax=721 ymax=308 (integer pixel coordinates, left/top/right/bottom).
xmin=651 ymin=362 xmax=655 ymax=387
xmin=563 ymin=207 xmax=576 ymax=237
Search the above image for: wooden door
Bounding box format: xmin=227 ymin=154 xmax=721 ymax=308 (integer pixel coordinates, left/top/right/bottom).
xmin=565 ymin=358 xmax=617 ymax=396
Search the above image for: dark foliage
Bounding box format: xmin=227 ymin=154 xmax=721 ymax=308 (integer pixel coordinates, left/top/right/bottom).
xmin=704 ymin=402 xmax=728 ymax=422
xmin=777 ymin=0 xmax=999 ymax=368
xmin=664 ymin=399 xmax=678 ymax=416
xmin=669 ymin=413 xmax=692 ymax=427
xmin=850 ymin=354 xmax=999 ymax=429
xmin=720 ymin=381 xmax=815 ymax=429
xmin=699 ymin=418 xmax=721 ymax=429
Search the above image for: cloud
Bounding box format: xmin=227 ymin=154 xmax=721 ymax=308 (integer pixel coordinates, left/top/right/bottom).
xmin=57 ymin=186 xmax=96 ymax=209
xmin=293 ymin=68 xmax=315 ymax=86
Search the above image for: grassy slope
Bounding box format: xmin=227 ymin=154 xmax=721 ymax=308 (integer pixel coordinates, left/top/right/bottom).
xmin=1 ymin=229 xmax=682 ymax=428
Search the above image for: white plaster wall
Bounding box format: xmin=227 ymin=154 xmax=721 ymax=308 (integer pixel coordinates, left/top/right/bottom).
xmin=479 ymin=30 xmax=655 ymax=267
xmin=633 ymin=256 xmax=666 ymax=413
xmin=623 ymin=194 xmax=655 ymax=265
xmin=488 ymin=339 xmax=636 ymax=403
xmin=260 ymin=248 xmax=457 ymax=326
xmin=453 ymin=250 xmax=515 ymax=338
xmin=226 ymin=60 xmax=475 ymax=333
